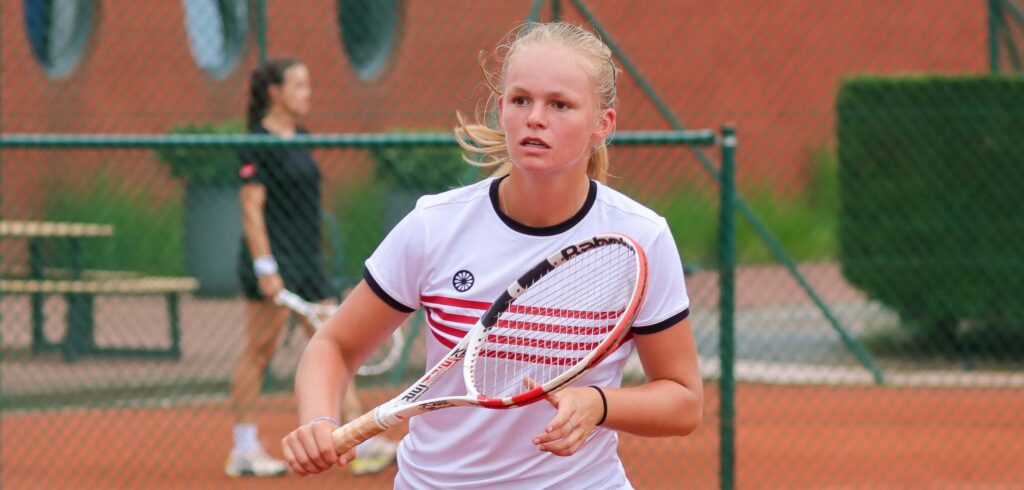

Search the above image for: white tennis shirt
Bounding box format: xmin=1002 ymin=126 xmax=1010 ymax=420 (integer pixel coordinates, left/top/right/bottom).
xmin=365 ymin=176 xmax=690 ymax=489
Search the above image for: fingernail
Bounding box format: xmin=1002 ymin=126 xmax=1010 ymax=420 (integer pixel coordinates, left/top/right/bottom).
xmin=533 ymin=438 xmax=540 ymax=444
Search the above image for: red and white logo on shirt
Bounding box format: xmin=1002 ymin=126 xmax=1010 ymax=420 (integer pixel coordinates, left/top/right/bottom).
xmin=239 ymin=163 xmax=257 ymax=179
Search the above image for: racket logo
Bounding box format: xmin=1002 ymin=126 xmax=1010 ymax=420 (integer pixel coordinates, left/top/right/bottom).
xmin=418 ymin=400 xmax=455 ymax=412
xmin=559 ymin=235 xmax=627 ymax=262
xmin=402 ymin=383 xmax=429 ymax=402
xmin=452 ymin=270 xmax=475 ymax=292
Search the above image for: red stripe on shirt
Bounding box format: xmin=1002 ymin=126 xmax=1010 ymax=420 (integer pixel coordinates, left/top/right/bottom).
xmin=422 ymin=299 xmax=636 ymax=366
xmin=422 ymin=295 xmax=624 ymax=320
xmin=497 ymin=319 xmax=616 ymax=335
xmin=486 ymin=335 xmax=601 ymax=352
xmin=421 ymin=295 xmax=491 ymax=310
xmin=507 ymin=305 xmax=623 ymax=320
xmin=424 ymin=308 xmax=472 ymax=338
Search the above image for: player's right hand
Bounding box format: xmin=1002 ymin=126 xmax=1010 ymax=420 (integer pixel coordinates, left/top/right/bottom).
xmin=258 ymin=273 xmax=284 ymax=299
xmin=282 ymin=420 xmax=354 ymax=476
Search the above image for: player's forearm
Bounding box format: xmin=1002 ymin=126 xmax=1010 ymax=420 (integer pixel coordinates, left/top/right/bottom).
xmin=294 ymin=337 xmax=353 ymax=424
xmin=239 ymin=185 xmax=272 ymax=258
xmin=601 ymin=379 xmax=703 ymax=437
xmin=241 ymin=209 xmax=272 ymax=258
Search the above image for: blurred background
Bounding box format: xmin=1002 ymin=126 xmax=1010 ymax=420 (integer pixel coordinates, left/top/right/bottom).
xmin=2 ymin=1 xmax=1023 ymax=488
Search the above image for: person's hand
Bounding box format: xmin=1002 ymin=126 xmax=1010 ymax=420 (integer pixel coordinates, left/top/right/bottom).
xmin=281 ymin=419 xmax=356 ymax=476
xmin=258 ymin=272 xmax=284 ymax=298
xmin=531 ymin=384 xmax=605 ymax=457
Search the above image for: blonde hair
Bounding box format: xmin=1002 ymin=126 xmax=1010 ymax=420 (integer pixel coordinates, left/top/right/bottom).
xmin=454 ymin=22 xmax=619 ymax=183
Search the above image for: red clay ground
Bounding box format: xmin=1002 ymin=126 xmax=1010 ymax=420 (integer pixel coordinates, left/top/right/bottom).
xmin=4 ymin=383 xmax=1022 ymax=489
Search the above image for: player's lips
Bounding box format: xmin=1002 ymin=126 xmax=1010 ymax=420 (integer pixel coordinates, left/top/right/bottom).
xmin=520 ymin=136 xmax=550 ymax=149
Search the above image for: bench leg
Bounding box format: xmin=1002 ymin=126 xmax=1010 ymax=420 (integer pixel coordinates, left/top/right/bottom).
xmin=63 ymin=292 xmax=96 ymax=362
xmin=31 ymin=293 xmax=49 ymax=352
xmin=167 ymin=293 xmax=182 ymax=359
xmin=29 ymin=237 xmax=55 ymax=352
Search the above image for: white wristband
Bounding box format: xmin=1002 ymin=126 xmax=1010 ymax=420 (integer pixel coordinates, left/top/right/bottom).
xmin=253 ymin=255 xmax=279 ymax=276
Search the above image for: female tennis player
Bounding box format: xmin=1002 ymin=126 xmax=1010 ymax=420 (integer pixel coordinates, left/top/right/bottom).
xmin=281 ymin=23 xmax=703 ymax=488
xmin=227 ymin=58 xmax=397 ymax=477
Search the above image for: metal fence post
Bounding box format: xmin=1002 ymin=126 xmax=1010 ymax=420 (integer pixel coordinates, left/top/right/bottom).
xmin=990 ymin=0 xmax=1002 ymax=73
xmin=718 ymin=125 xmax=737 ymax=490
xmin=256 ymin=0 xmax=268 ymax=65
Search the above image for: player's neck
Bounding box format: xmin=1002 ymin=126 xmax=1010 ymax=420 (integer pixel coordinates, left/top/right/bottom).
xmin=499 ymin=174 xmax=590 ymax=228
xmin=262 ymin=110 xmax=298 ymax=138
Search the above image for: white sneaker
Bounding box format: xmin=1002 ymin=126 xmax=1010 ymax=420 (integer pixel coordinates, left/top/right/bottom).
xmin=225 ymin=447 xmax=288 ymax=477
xmin=349 ymin=437 xmax=399 ymax=476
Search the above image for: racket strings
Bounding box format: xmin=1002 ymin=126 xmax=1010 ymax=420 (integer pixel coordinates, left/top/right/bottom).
xmin=474 ymin=243 xmax=638 ymax=398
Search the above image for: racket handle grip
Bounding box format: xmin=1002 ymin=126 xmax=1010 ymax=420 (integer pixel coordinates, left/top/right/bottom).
xmin=332 ymin=409 xmax=386 ymax=454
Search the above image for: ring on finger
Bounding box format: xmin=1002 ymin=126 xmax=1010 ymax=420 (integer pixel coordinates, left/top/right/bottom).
xmin=567 ymin=421 xmax=574 ymax=433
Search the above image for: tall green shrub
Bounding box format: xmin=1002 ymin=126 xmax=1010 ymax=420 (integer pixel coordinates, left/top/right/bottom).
xmin=42 ymin=171 xmax=185 ymax=276
xmin=326 ymin=180 xmax=388 ymax=288
xmin=153 ymin=119 xmax=245 ymax=186
xmin=837 ymin=75 xmax=1024 ymax=351
xmin=369 ymin=132 xmax=477 ymax=228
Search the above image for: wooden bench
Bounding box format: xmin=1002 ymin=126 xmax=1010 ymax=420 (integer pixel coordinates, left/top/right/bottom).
xmin=0 ymin=220 xmax=114 ymax=237
xmin=0 ymin=277 xmax=199 ymax=361
xmin=1 ymin=266 xmax=144 ymax=281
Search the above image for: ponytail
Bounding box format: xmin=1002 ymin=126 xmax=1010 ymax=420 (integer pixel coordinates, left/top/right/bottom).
xmin=246 ymin=58 xmax=301 ymax=131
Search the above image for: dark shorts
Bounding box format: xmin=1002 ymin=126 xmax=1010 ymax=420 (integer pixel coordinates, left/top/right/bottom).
xmin=238 ymin=253 xmax=337 ymax=302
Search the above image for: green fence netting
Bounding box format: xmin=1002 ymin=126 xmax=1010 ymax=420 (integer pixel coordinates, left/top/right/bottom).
xmin=2 ymin=1 xmax=1023 ymax=489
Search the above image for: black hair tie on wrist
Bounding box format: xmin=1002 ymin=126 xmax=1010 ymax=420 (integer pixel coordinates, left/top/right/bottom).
xmin=589 ymin=385 xmax=608 ymax=426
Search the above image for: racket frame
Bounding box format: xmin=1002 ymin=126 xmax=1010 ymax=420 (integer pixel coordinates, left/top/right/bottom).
xmin=274 ymin=289 xmax=405 ymax=376
xmin=333 ymin=233 xmax=648 ymax=453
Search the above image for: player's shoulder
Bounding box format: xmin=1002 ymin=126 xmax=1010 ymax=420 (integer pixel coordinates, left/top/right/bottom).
xmin=413 ymin=178 xmax=493 ymax=213
xmin=593 ymin=181 xmax=668 ymax=231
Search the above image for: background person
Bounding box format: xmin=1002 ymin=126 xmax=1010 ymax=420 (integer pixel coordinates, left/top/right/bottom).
xmin=227 ymin=57 xmax=398 ymax=478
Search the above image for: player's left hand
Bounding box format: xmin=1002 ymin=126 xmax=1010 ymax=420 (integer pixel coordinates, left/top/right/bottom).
xmin=530 ymin=384 xmax=604 ymax=456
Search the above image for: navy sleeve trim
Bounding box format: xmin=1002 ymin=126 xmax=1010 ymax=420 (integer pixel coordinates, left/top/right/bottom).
xmin=363 ymin=268 xmax=416 ymax=313
xmin=631 ymin=308 xmax=690 ymax=335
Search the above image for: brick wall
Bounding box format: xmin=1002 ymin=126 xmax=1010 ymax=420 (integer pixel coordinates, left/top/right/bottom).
xmin=1 ymin=1 xmax=987 ymax=208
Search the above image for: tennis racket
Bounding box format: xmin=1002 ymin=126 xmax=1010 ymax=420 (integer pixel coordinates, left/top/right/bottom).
xmin=333 ymin=232 xmax=648 ymax=454
xmin=275 ymin=289 xmax=405 ymax=376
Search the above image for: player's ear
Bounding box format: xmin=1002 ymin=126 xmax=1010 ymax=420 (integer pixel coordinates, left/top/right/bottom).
xmin=267 ymin=84 xmax=283 ymax=104
xmin=591 ymin=108 xmax=616 ymax=144
xmin=497 ymin=97 xmax=505 ymax=128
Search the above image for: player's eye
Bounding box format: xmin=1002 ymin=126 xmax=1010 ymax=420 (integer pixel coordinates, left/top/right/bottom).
xmin=511 ymin=96 xmax=529 ymax=106
xmin=552 ymin=101 xmax=570 ymax=110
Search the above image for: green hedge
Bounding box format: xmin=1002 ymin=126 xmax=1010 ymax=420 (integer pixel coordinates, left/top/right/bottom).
xmin=42 ymin=171 xmax=185 ymax=276
xmin=153 ymin=119 xmax=245 ymax=186
xmin=837 ymin=75 xmax=1024 ymax=351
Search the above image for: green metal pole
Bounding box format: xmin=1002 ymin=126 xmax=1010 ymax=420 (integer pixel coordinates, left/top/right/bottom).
xmin=256 ymin=0 xmax=268 ymax=65
xmin=1000 ymin=0 xmax=1024 ymax=70
xmin=551 ymin=0 xmax=562 ymax=22
xmin=718 ymin=126 xmax=737 ymax=490
xmin=990 ymin=0 xmax=1002 ymax=73
xmin=527 ymin=0 xmax=544 ymax=22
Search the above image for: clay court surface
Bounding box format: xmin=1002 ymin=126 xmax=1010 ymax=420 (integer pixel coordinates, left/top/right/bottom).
xmin=4 ymin=383 xmax=1022 ymax=489
xmin=2 ymin=266 xmax=1023 ymax=488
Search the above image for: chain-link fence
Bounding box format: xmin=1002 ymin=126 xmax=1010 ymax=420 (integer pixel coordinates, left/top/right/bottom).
xmin=3 ymin=1 xmax=1024 ymax=489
